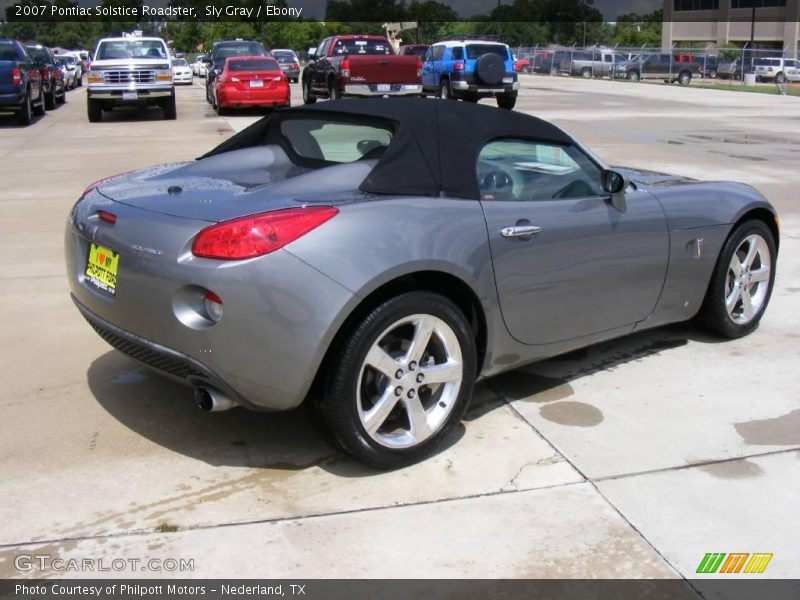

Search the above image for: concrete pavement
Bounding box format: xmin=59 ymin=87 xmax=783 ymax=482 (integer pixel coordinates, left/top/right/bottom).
xmin=0 ymin=75 xmax=797 ymax=581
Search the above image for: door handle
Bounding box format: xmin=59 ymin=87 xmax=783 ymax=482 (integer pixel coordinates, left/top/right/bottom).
xmin=501 ymin=225 xmax=542 ymax=238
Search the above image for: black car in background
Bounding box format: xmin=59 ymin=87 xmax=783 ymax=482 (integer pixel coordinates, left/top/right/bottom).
xmin=25 ymin=44 xmax=65 ymax=110
xmin=205 ymin=40 xmax=268 ymax=104
xmin=0 ymin=38 xmax=45 ymax=124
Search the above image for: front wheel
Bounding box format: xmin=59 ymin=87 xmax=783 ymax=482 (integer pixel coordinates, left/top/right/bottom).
xmin=678 ymin=71 xmax=691 ymax=85
xmin=698 ymin=220 xmax=776 ymax=339
xmin=87 ymin=98 xmax=102 ymax=122
xmin=627 ymin=71 xmax=640 ymax=82
xmin=317 ymin=291 xmax=477 ymax=469
xmin=162 ymin=93 xmax=177 ymax=120
xmin=581 ymin=67 xmax=592 ymax=79
xmin=775 ymin=72 xmax=785 ymax=84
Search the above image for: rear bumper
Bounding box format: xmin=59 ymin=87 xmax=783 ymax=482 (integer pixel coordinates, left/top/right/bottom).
xmin=0 ymin=90 xmax=26 ymax=108
xmin=218 ymin=87 xmax=290 ymax=108
xmin=451 ymin=80 xmax=519 ymax=94
xmin=64 ymin=195 xmax=353 ymax=411
xmin=343 ymin=83 xmax=422 ymax=96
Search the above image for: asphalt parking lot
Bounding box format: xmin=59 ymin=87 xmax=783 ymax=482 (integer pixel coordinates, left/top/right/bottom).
xmin=0 ymin=76 xmax=798 ymax=582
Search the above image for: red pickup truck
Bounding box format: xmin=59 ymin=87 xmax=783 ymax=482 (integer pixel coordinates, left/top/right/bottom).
xmin=302 ymin=35 xmax=422 ymax=103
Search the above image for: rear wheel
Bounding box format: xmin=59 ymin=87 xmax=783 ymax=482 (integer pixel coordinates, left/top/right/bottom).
xmin=328 ymin=79 xmax=340 ymax=101
xmin=316 ymin=291 xmax=476 ymax=469
xmin=775 ymin=72 xmax=785 ymax=84
xmin=44 ymin=86 xmax=56 ymax=110
xmin=302 ymin=77 xmax=316 ymax=104
xmin=581 ymin=67 xmax=592 ymax=78
xmin=16 ymin=90 xmax=33 ymax=125
xmin=678 ymin=71 xmax=691 ymax=85
xmin=698 ymin=220 xmax=776 ymax=339
xmin=162 ymin=92 xmax=177 ymax=120
xmin=627 ymin=70 xmax=640 ymax=82
xmin=87 ymin=98 xmax=102 ymax=122
xmin=497 ymin=92 xmax=517 ymax=110
xmin=438 ymin=80 xmax=453 ymax=100
xmin=56 ymin=83 xmax=66 ymax=104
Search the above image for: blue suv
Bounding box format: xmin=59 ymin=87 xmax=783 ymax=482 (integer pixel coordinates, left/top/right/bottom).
xmin=421 ymin=37 xmax=518 ymax=109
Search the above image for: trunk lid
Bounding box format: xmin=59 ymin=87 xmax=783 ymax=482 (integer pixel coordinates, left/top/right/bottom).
xmin=95 ymin=146 xmax=377 ymax=222
xmin=224 ymin=70 xmax=284 ymax=92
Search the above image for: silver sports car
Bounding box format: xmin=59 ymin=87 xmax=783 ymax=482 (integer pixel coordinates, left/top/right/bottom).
xmin=65 ymin=99 xmax=779 ymax=468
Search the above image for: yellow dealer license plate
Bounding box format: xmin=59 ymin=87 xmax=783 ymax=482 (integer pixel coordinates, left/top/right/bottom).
xmin=85 ymin=243 xmax=119 ymax=296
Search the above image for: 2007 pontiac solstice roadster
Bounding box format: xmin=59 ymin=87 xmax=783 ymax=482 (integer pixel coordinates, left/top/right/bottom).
xmin=66 ymin=99 xmax=778 ymax=468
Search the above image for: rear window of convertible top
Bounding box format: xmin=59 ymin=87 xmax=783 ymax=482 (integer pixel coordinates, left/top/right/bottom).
xmin=279 ymin=118 xmax=395 ymax=165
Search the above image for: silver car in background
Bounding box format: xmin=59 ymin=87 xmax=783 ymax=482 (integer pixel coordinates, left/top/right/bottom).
xmin=65 ymin=100 xmax=779 ymax=468
xmin=270 ymin=48 xmax=300 ymax=83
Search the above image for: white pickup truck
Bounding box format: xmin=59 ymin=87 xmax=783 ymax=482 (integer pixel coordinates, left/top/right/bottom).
xmin=86 ymin=36 xmax=175 ymax=122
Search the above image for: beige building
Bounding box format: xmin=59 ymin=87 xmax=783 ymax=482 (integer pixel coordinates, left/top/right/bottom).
xmin=662 ymin=0 xmax=800 ymax=57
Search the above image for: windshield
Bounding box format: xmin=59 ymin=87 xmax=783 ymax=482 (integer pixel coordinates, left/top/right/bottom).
xmin=96 ymin=40 xmax=168 ymax=60
xmin=466 ymin=44 xmax=508 ymax=60
xmin=228 ymin=58 xmax=279 ymax=72
xmin=272 ymin=52 xmax=296 ymax=63
xmin=331 ymin=38 xmax=392 ymax=56
xmin=402 ymin=46 xmax=428 ymax=56
xmin=172 ymin=59 xmax=189 ymax=66
xmin=57 ymin=57 xmax=75 ymax=66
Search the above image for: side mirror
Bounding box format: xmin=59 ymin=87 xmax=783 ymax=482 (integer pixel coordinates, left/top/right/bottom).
xmin=601 ymin=169 xmax=627 ymax=213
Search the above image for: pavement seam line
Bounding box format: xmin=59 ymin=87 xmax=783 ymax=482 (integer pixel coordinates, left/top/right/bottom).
xmin=0 ymin=479 xmax=591 ymax=550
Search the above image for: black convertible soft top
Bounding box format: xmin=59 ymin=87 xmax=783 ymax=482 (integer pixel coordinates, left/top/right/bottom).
xmin=201 ymin=98 xmax=574 ymax=200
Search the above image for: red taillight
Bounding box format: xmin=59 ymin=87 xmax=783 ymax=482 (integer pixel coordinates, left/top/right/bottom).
xmin=192 ymin=206 xmax=338 ymax=260
xmin=292 ymin=62 xmax=299 ymax=70
xmin=341 ymin=55 xmax=350 ymax=78
xmin=11 ymin=67 xmax=21 ymax=86
xmin=82 ymin=171 xmax=133 ymax=197
xmin=454 ymin=62 xmax=464 ymax=71
xmin=97 ymin=210 xmax=117 ymax=224
xmin=416 ymin=58 xmax=423 ymax=77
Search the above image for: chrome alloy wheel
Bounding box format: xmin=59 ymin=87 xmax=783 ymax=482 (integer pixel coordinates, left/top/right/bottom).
xmin=356 ymin=314 xmax=463 ymax=449
xmin=725 ymin=234 xmax=771 ymax=325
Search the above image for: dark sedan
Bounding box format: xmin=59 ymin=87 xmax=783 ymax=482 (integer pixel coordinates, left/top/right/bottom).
xmin=66 ymin=100 xmax=778 ymax=468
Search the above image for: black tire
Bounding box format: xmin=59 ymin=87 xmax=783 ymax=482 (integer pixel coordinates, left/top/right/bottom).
xmin=678 ymin=71 xmax=691 ymax=85
xmin=302 ymin=77 xmax=316 ymax=104
xmin=627 ymin=70 xmax=640 ymax=82
xmin=76 ymin=75 xmax=82 ymax=88
xmin=162 ymin=92 xmax=177 ymax=120
xmin=775 ymin=72 xmax=785 ymax=84
xmin=328 ymin=79 xmax=340 ymax=101
xmin=56 ymin=83 xmax=66 ymax=104
xmin=708 ymin=70 xmax=717 ymax=79
xmin=581 ymin=67 xmax=592 ymax=79
xmin=87 ymin=98 xmax=102 ymax=122
xmin=697 ymin=220 xmax=776 ymax=339
xmin=32 ymin=89 xmax=46 ymax=116
xmin=205 ymin=82 xmax=213 ymax=104
xmin=475 ymin=52 xmax=504 ymax=86
xmin=497 ymin=92 xmax=517 ymax=110
xmin=438 ymin=79 xmax=453 ymax=100
xmin=316 ymin=291 xmax=477 ymax=469
xmin=16 ymin=90 xmax=33 ymax=126
xmin=45 ymin=86 xmax=56 ymax=110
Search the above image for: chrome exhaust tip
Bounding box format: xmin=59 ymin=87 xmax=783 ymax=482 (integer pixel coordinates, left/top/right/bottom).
xmin=194 ymin=387 xmax=237 ymax=412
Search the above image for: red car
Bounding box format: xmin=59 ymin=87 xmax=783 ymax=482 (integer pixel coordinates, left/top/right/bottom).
xmin=212 ymin=56 xmax=290 ymax=113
